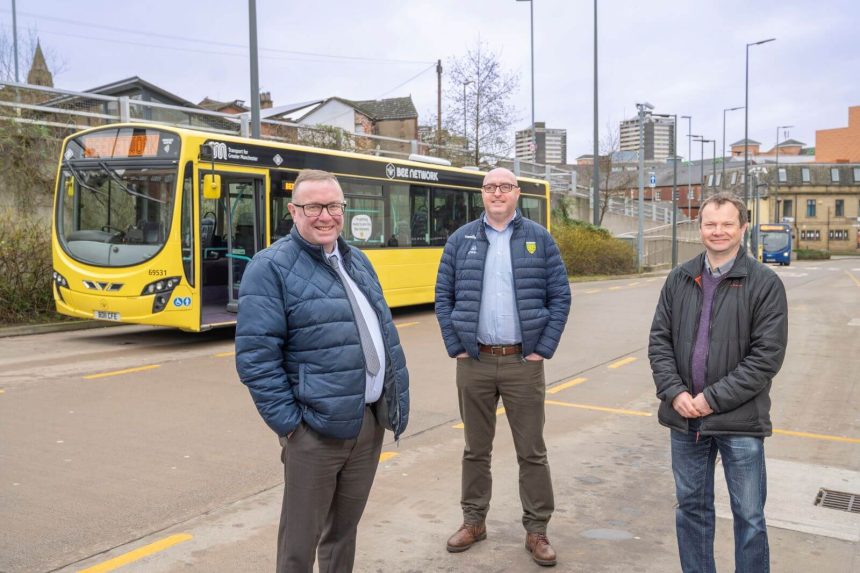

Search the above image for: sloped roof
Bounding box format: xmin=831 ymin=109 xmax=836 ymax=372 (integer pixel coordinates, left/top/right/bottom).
xmin=84 ymin=76 xmax=198 ymax=108
xmin=777 ymin=138 xmax=805 ymax=147
xmin=347 ymin=96 xmax=417 ymax=120
xmin=730 ymin=138 xmax=762 ymax=146
xmin=199 ymin=97 xmax=248 ymax=112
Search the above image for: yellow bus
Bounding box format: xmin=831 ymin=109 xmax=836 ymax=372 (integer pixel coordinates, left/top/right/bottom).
xmin=51 ymin=124 xmax=550 ymax=331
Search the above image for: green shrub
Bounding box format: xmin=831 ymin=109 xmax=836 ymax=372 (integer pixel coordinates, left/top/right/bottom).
xmin=0 ymin=213 xmax=57 ymax=324
xmin=795 ymin=248 xmax=830 ymax=260
xmin=552 ymin=220 xmax=637 ymax=276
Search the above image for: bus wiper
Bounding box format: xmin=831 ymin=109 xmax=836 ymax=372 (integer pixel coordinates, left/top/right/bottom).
xmin=98 ymin=161 xmax=166 ymax=205
xmin=64 ymin=161 xmax=109 ymax=197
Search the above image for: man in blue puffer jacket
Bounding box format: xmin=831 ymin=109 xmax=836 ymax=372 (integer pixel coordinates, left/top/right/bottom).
xmin=436 ymin=167 xmax=571 ymax=567
xmin=235 ymin=169 xmax=409 ymax=573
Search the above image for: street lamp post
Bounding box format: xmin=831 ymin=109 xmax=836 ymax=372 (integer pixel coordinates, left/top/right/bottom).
xmin=462 ymin=80 xmax=473 ymax=153
xmin=693 ymin=136 xmax=712 ymax=202
xmin=516 ymin=0 xmax=536 ymax=163
xmin=671 ymin=113 xmax=679 ymax=268
xmin=710 ymin=139 xmax=717 ymax=191
xmin=774 ymin=124 xmax=793 ymax=223
xmin=744 ymin=37 xmax=776 ymax=251
xmin=636 ymin=102 xmax=655 ymax=272
xmin=722 ymin=105 xmax=744 ymax=188
xmin=681 ymin=116 xmax=691 ymax=217
xmin=750 ymin=166 xmax=768 ymax=256
xmin=592 ymin=0 xmax=599 ymax=226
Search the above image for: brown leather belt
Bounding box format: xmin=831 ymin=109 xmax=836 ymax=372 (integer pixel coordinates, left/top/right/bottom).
xmin=478 ymin=343 xmax=522 ymax=356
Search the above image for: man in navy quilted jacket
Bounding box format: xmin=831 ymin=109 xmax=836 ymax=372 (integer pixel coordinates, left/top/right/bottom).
xmin=235 ymin=169 xmax=409 ymax=573
xmin=435 ymin=167 xmax=571 ymax=567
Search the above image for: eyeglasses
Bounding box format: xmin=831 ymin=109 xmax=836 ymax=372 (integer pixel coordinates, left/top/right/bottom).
xmin=292 ymin=202 xmax=346 ymax=217
xmin=481 ymin=183 xmax=518 ymax=194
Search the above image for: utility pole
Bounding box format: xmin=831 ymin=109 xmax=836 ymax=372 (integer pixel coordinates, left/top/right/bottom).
xmin=636 ymin=102 xmax=654 ymax=272
xmin=12 ymin=0 xmax=19 ymax=82
xmin=671 ymin=113 xmax=678 ymax=268
xmin=774 ymin=124 xmax=793 ymax=223
xmin=436 ymin=60 xmax=443 ymax=149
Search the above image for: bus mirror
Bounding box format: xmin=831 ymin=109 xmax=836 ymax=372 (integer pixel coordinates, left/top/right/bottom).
xmin=65 ymin=177 xmax=75 ymax=197
xmin=202 ymin=174 xmax=221 ymax=199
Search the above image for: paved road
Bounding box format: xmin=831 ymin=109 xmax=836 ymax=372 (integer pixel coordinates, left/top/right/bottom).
xmin=1 ymin=260 xmax=858 ymax=572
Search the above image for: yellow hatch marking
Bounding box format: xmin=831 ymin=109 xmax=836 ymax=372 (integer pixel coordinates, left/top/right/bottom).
xmin=582 ymin=289 xmax=601 ymax=294
xmin=83 ymin=364 xmax=160 ymax=379
xmin=548 ymin=377 xmax=588 ymax=394
xmin=608 ymin=357 xmax=637 ymax=369
xmin=845 ymin=272 xmax=860 ymax=287
xmin=77 ymin=533 xmax=193 ymax=572
xmin=379 ymin=452 xmax=399 ymax=462
xmin=395 ymin=321 xmax=420 ymax=328
xmin=545 ymin=399 xmax=652 ymax=417
xmin=214 ymin=351 xmax=235 ymax=358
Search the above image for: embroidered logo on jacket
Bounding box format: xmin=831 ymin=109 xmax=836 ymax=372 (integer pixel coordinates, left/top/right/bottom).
xmin=526 ymin=241 xmax=537 ymax=254
xmin=467 ymin=245 xmax=478 ymax=256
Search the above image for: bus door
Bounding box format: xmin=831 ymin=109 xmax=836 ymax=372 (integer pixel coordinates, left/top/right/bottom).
xmin=200 ymin=174 xmax=264 ymax=324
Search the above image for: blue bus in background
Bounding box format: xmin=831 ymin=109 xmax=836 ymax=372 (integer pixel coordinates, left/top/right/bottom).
xmin=758 ymin=223 xmax=792 ymax=265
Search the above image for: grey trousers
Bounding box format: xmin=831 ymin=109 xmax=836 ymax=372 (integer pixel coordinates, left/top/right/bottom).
xmin=456 ymin=353 xmax=554 ymax=533
xmin=277 ymin=406 xmax=385 ymax=573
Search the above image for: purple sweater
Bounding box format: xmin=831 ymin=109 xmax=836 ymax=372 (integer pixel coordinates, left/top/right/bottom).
xmin=691 ymin=270 xmax=726 ymax=395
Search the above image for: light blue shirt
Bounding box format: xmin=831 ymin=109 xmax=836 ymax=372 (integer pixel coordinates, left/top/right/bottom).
xmin=704 ymin=253 xmax=737 ymax=277
xmin=328 ymin=249 xmax=386 ymax=404
xmin=477 ymin=213 xmax=521 ymax=345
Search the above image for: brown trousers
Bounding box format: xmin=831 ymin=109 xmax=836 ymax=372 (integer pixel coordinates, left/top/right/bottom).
xmin=277 ymin=406 xmax=384 ymax=573
xmin=456 ymin=353 xmax=554 ymax=533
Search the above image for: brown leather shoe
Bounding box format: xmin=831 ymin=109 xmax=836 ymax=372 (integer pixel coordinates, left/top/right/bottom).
xmin=446 ymin=522 xmax=486 ymax=553
xmin=525 ymin=532 xmax=557 ymax=567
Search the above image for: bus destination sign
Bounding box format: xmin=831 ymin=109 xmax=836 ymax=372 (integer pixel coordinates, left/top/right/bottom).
xmin=69 ymin=128 xmax=180 ymax=160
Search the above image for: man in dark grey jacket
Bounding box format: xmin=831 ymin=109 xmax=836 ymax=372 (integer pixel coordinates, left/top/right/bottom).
xmin=649 ymin=192 xmax=788 ymax=573
xmin=236 ymin=169 xmax=409 ymax=573
xmin=436 ymin=167 xmax=571 ymax=567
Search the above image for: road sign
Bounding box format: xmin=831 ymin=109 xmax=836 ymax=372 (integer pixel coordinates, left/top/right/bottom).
xmin=648 ymin=172 xmax=656 ymax=188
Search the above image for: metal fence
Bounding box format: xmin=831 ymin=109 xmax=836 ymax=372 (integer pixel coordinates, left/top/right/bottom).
xmin=0 ymin=80 xmax=683 ymax=227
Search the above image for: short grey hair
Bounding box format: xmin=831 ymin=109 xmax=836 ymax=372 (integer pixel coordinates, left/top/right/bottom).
xmin=698 ymin=192 xmax=748 ymax=227
xmin=293 ymin=169 xmax=341 ymax=201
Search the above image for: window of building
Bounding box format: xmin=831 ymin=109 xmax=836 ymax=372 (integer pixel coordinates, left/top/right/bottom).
xmin=782 ymin=199 xmax=793 ymax=218
xmin=829 ymin=229 xmax=848 ymax=241
xmin=801 ymin=167 xmax=811 ymax=183
xmin=707 ymin=174 xmax=714 ymax=187
xmin=807 ymin=199 xmax=816 ymax=217
xmin=852 ymin=167 xmax=860 ymax=182
xmin=715 ymin=173 xmax=722 ymax=187
xmin=778 ymin=168 xmax=787 ymax=183
xmin=740 ymin=173 xmax=745 ymax=184
xmin=730 ymin=172 xmax=738 ymax=185
xmin=654 ymin=190 xmax=661 ymax=201
xmin=800 ymin=229 xmax=821 ymax=241
xmin=836 ymin=199 xmax=844 ymax=217
xmin=831 ymin=168 xmax=840 ymax=182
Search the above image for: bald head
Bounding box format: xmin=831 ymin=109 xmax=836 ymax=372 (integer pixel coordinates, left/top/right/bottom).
xmin=482 ymin=167 xmax=517 ymax=186
xmin=481 ymin=167 xmax=521 ymax=228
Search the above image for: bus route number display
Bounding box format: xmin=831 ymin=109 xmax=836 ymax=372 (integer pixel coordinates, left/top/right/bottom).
xmin=82 ymin=133 xmax=161 ymax=158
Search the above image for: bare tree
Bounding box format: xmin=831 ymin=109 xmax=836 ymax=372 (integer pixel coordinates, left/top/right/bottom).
xmin=577 ymin=122 xmax=637 ymax=225
xmin=443 ymin=42 xmax=519 ymax=166
xmin=0 ymin=25 xmax=65 ymax=82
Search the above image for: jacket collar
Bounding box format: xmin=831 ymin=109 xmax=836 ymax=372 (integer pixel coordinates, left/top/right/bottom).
xmin=290 ymin=227 xmax=353 ymax=266
xmin=477 ymin=209 xmax=523 ymax=240
xmin=680 ymin=248 xmax=750 ymax=279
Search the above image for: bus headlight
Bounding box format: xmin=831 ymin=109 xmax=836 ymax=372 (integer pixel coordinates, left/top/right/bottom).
xmin=141 ymin=276 xmax=181 ymax=313
xmin=52 ymin=270 xmax=69 ymax=288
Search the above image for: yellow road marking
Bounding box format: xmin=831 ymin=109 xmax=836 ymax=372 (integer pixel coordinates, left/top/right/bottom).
xmin=0 ymin=389 xmax=5 ymax=394
xmin=545 ymin=399 xmax=652 ymax=417
xmin=83 ymin=365 xmax=160 ymax=380
xmin=453 ymin=406 xmax=506 ymax=429
xmin=608 ymin=286 xmax=623 ymax=291
xmin=582 ymin=289 xmax=601 ymax=294
xmin=608 ymin=357 xmax=637 ymax=369
xmin=379 ymin=452 xmax=399 ymax=462
xmin=214 ymin=351 xmax=235 ymax=358
xmin=846 ymin=272 xmax=860 ymax=287
xmin=627 ymin=281 xmax=641 ymax=287
xmin=77 ymin=533 xmax=192 ymax=573
xmin=395 ymin=321 xmax=419 ymax=328
xmin=773 ymin=428 xmax=860 ymax=444
xmin=548 ymin=377 xmax=588 ymax=394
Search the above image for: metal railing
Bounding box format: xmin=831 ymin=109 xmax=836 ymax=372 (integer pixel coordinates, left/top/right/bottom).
xmin=0 ymin=80 xmax=684 ymax=226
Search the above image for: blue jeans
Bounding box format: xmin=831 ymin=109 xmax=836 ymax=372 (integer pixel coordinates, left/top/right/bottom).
xmin=670 ymin=425 xmax=769 ymax=573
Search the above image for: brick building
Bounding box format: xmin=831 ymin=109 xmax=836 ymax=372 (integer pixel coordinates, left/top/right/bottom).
xmin=816 ymin=106 xmax=860 ymax=163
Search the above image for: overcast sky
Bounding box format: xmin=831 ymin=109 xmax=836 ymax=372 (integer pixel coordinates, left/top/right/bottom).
xmin=4 ymin=0 xmax=857 ymax=163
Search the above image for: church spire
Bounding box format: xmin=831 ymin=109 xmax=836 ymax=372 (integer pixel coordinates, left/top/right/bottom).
xmin=26 ymin=40 xmax=53 ymax=87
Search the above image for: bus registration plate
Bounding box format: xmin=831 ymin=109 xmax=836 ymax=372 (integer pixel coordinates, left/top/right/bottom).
xmin=94 ymin=310 xmax=121 ymax=321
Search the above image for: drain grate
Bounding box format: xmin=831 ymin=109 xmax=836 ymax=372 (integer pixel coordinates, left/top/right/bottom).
xmin=814 ymin=488 xmax=860 ymax=513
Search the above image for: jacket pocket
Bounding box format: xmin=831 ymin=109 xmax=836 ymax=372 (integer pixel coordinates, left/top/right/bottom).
xmin=297 ymin=363 xmax=307 ymax=401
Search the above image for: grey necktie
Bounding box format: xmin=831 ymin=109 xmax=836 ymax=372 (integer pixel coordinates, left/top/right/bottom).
xmin=328 ymin=255 xmax=381 ymax=376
